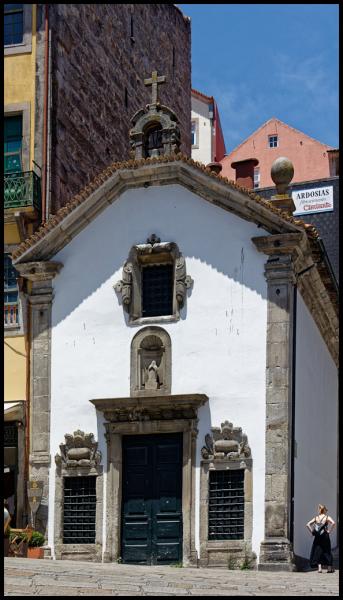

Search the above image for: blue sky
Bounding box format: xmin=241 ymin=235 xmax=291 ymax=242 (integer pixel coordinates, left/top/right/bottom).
xmin=178 ymin=4 xmax=339 ymax=153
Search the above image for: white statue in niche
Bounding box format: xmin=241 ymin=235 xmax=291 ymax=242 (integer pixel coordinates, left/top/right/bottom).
xmin=145 ymin=360 xmax=159 ymax=390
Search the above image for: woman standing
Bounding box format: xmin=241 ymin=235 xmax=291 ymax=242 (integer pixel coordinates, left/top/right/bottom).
xmin=306 ymin=504 xmax=335 ymax=573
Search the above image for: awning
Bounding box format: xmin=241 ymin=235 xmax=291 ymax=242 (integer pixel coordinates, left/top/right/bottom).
xmin=4 ymin=401 xmax=25 ymax=422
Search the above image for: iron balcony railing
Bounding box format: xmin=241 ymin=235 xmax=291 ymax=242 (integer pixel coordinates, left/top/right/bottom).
xmin=4 ymin=170 xmax=41 ymax=212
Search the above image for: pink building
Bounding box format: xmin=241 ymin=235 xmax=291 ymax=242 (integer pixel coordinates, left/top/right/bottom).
xmin=221 ymin=118 xmax=334 ymax=188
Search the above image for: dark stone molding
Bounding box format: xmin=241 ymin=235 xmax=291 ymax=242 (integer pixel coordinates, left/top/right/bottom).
xmin=90 ymin=394 xmax=208 ymax=423
xmin=91 ymin=393 xmax=208 ymax=566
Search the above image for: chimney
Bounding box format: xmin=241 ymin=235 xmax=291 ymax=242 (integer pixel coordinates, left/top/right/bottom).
xmin=270 ymin=156 xmax=296 ymax=214
xmin=231 ymin=158 xmax=259 ymax=189
xmin=206 ymin=162 xmax=222 ymax=174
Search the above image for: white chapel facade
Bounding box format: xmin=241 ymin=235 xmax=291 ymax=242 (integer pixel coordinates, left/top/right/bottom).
xmin=12 ymin=81 xmax=338 ymax=570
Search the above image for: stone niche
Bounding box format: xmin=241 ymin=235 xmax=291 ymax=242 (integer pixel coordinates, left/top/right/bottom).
xmin=130 ymin=326 xmax=171 ymax=396
xmin=54 ymin=430 xmax=103 ymax=562
xmin=199 ymin=421 xmax=256 ymax=569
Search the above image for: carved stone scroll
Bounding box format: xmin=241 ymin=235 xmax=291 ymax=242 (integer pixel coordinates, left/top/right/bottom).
xmin=114 ymin=262 xmax=133 ymax=311
xmin=201 ymin=420 xmax=251 ymax=460
xmin=55 ymin=430 xmax=101 ymax=468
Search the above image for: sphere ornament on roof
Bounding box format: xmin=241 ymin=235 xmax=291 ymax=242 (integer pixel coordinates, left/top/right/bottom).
xmin=271 ymin=156 xmax=294 ymax=195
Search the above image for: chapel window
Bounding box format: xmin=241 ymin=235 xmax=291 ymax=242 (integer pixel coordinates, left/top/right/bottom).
xmin=63 ymin=476 xmax=96 ymax=544
xmin=208 ymin=469 xmax=244 ymax=540
xmin=142 ymin=263 xmax=173 ymax=318
xmin=4 ymin=4 xmax=24 ymax=46
xmin=115 ymin=237 xmax=193 ymax=325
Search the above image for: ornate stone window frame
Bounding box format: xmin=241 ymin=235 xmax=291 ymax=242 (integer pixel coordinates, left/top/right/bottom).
xmin=115 ymin=236 xmax=193 ymax=325
xmin=4 ymin=4 xmax=32 ymax=55
xmin=54 ymin=431 xmax=103 ymax=561
xmin=199 ymin=421 xmax=254 ymax=568
xmin=130 ymin=326 xmax=172 ymax=396
xmin=90 ymin=393 xmax=208 ymax=566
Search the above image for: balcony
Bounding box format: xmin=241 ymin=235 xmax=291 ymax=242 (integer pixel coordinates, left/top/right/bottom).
xmin=4 ymin=303 xmax=19 ymax=328
xmin=4 ymin=170 xmax=41 ymax=213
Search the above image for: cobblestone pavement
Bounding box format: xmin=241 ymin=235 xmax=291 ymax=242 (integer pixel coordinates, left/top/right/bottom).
xmin=4 ymin=558 xmax=339 ymax=596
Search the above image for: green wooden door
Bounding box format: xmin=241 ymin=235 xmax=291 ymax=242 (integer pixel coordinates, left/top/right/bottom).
xmin=121 ymin=433 xmax=183 ymax=565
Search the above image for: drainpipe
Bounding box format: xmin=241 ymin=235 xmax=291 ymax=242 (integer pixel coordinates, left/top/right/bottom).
xmin=290 ymin=284 xmax=297 ymax=547
xmin=24 ymin=289 xmax=31 ymax=524
xmin=41 ymin=4 xmax=49 ymax=224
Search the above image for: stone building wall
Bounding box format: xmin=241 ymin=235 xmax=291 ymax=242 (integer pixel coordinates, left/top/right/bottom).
xmin=49 ymin=4 xmax=191 ymax=214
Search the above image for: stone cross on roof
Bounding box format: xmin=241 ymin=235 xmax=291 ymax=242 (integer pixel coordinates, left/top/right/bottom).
xmin=144 ymin=70 xmax=166 ymax=105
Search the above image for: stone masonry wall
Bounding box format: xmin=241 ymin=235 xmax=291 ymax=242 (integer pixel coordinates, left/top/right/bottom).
xmin=49 ymin=4 xmax=191 ymax=214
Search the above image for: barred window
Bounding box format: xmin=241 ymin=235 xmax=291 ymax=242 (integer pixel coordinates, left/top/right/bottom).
xmin=142 ymin=264 xmax=173 ymax=318
xmin=208 ymin=469 xmax=244 ymax=540
xmin=63 ymin=476 xmax=96 ymax=544
xmin=4 ymin=4 xmax=24 ymax=46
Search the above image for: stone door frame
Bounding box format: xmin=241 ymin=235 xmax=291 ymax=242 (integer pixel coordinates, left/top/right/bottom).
xmin=103 ymin=418 xmax=198 ymax=566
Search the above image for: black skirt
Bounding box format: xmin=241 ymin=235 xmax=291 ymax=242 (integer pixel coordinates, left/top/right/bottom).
xmin=310 ymin=531 xmax=333 ymax=567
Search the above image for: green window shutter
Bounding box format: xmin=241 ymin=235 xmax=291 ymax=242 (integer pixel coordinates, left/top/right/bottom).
xmin=4 ymin=115 xmax=23 ymax=173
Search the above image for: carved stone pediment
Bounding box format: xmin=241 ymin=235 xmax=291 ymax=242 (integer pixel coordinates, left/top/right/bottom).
xmin=201 ymin=420 xmax=251 ymax=460
xmin=90 ymin=394 xmax=208 ymax=424
xmin=55 ymin=430 xmax=101 ymax=468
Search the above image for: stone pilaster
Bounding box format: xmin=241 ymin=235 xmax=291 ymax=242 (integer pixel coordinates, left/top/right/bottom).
xmin=252 ymin=236 xmax=298 ymax=571
xmin=15 ymin=261 xmax=62 ymax=536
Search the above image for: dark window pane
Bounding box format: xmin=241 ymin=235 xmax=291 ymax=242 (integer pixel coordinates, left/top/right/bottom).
xmin=208 ymin=469 xmax=244 ymax=540
xmin=4 ymin=7 xmax=23 ymax=45
xmin=142 ymin=264 xmax=173 ymax=317
xmin=63 ymin=476 xmax=96 ymax=544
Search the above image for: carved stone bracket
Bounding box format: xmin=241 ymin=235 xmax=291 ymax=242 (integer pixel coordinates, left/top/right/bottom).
xmin=114 ymin=262 xmax=133 ymax=309
xmin=201 ymin=420 xmax=251 ymax=460
xmin=55 ymin=430 xmax=101 ymax=469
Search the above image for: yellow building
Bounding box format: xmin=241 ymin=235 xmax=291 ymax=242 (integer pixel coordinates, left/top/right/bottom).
xmin=4 ymin=3 xmax=44 ymax=526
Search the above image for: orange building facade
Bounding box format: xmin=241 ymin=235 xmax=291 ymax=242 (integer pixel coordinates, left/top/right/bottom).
xmin=221 ymin=118 xmax=333 ymax=188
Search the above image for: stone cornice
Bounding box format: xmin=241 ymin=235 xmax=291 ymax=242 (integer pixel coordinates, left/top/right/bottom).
xmin=252 ymin=233 xmax=338 ymax=366
xmin=12 ymin=159 xmax=308 ymax=266
xmin=90 ymin=393 xmax=208 ymax=422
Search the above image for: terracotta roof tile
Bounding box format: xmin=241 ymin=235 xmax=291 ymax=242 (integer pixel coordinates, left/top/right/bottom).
xmin=12 ymin=153 xmax=323 ymax=261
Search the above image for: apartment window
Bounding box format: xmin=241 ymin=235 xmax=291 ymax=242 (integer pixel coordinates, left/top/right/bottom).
xmin=4 ymin=4 xmax=24 ymax=46
xmin=191 ymin=120 xmax=199 ymax=148
xmin=4 ymin=115 xmax=22 ymax=173
xmin=268 ymin=135 xmax=278 ymax=148
xmin=4 ymin=254 xmax=19 ymax=327
xmin=253 ymin=167 xmax=260 ymax=189
xmin=63 ymin=476 xmax=96 ymax=544
xmin=208 ymin=469 xmax=244 ymax=540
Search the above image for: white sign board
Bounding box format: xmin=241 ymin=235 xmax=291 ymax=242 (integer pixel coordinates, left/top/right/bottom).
xmin=292 ymin=186 xmax=334 ymax=216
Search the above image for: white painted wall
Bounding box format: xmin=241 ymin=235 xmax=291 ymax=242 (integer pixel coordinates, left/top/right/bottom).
xmin=191 ymin=95 xmax=213 ymax=164
xmin=48 ymin=183 xmax=268 ymax=558
xmin=293 ymin=291 xmax=338 ymax=559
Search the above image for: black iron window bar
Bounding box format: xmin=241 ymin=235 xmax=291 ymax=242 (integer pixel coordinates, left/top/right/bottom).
xmin=63 ymin=476 xmax=96 ymax=544
xmin=142 ymin=263 xmax=173 ymax=317
xmin=208 ymin=469 xmax=244 ymax=540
